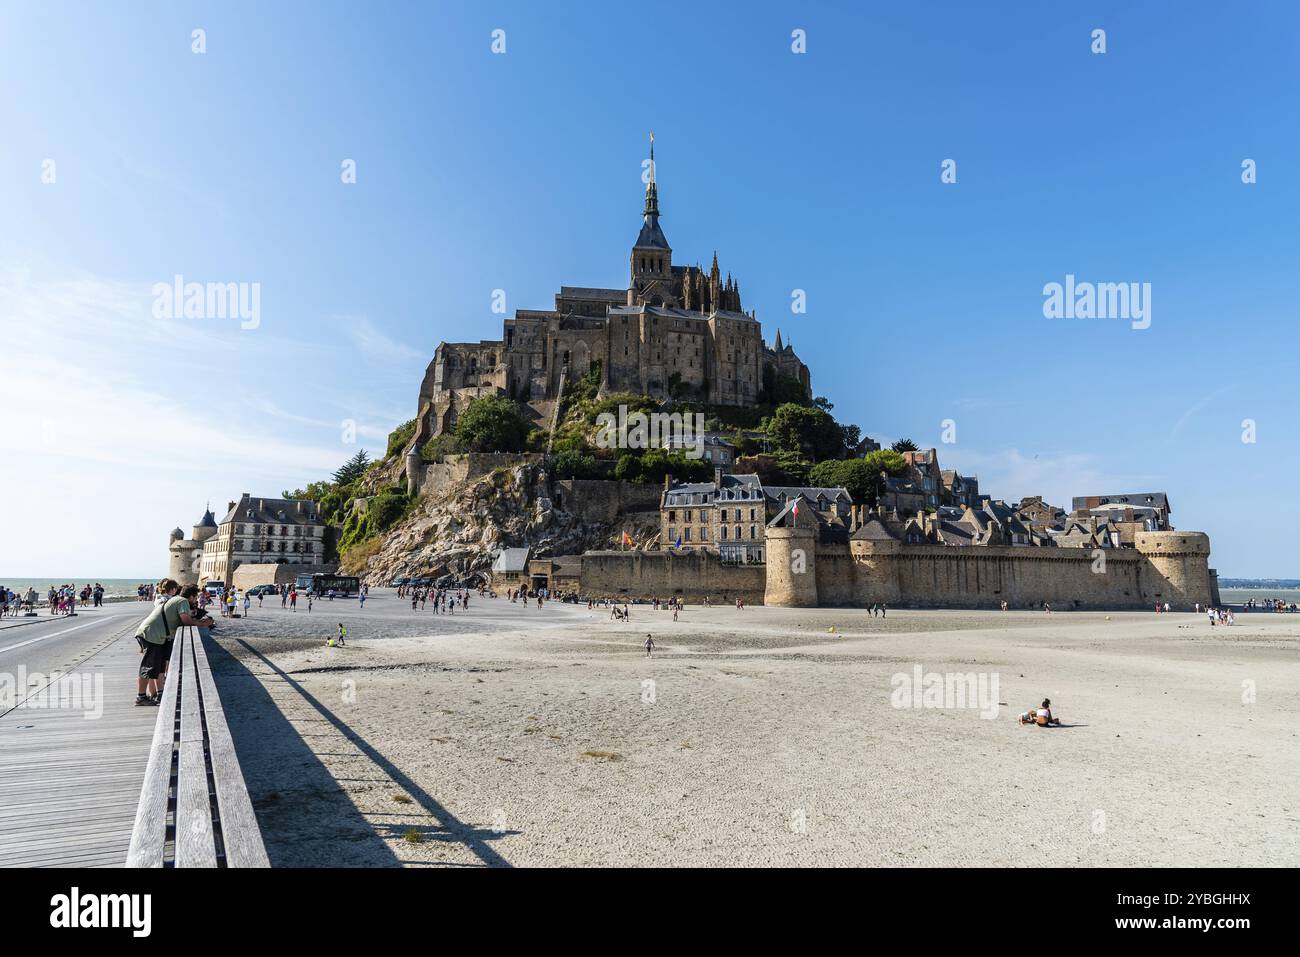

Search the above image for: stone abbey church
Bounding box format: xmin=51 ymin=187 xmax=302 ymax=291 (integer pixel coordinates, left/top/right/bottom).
xmin=415 ymin=144 xmax=812 ymax=438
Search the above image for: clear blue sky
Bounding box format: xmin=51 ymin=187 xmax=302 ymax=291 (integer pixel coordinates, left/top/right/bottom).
xmin=2 ymin=1 xmax=1296 ymax=578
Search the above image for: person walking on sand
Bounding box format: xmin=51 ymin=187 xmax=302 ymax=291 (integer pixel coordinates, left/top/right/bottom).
xmin=307 ymin=593 xmax=313 ymax=613
xmin=243 ymin=593 xmax=251 ymax=617
xmin=337 ymin=622 xmax=347 ymax=646
xmin=290 ymin=588 xmax=297 ymax=612
xmin=644 ymin=634 xmax=654 ymax=657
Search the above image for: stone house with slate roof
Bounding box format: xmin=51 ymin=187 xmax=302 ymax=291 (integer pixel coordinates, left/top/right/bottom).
xmin=659 ymin=471 xmax=850 ymax=563
xmin=199 ymin=493 xmax=327 ymax=586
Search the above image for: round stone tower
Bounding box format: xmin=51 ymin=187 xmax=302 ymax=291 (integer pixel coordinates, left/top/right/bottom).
xmin=1133 ymin=531 xmax=1212 ymax=609
xmin=848 ymin=536 xmax=902 ymax=604
xmin=167 ymin=527 xmax=190 ymax=584
xmin=764 ymin=525 xmax=818 ymax=607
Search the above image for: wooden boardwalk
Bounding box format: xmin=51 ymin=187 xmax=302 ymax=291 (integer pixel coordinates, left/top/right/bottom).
xmin=0 ymin=628 xmax=157 ymax=867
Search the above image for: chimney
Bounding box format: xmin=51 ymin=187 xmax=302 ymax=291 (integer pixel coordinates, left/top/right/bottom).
xmin=227 ymin=501 xmax=236 ymax=513
xmin=663 ymin=473 xmax=672 ymax=493
xmin=714 ymin=466 xmax=723 ymax=490
xmin=296 ymin=501 xmax=303 ymax=514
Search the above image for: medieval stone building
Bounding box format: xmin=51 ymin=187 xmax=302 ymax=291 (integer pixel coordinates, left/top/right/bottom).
xmin=414 ymin=142 xmax=812 ymax=440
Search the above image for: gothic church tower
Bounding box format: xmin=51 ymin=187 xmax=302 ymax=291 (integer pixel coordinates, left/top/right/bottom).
xmin=629 ymin=134 xmax=674 ymax=306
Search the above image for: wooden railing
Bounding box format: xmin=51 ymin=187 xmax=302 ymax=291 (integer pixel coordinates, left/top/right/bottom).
xmin=126 ymin=628 xmax=269 ymax=867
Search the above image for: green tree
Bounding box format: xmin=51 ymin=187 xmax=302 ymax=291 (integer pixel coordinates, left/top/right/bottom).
xmin=454 ymin=395 xmax=533 ymax=453
xmin=551 ymin=450 xmax=602 ymax=479
xmin=861 ymin=449 xmax=910 ymax=505
xmin=766 ymin=403 xmax=845 ymax=462
xmin=333 ymin=450 xmax=371 ymax=487
xmin=772 ymin=452 xmax=812 ymax=485
xmin=808 ymin=458 xmax=877 ymax=502
xmin=891 ymin=438 xmax=919 ymax=453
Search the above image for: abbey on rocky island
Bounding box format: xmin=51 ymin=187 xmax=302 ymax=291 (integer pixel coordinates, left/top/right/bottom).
xmin=414 ymin=140 xmax=811 ymax=440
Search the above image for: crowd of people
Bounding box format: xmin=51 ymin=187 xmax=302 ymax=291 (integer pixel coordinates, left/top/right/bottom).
xmin=403 ymin=585 xmax=473 ymax=614
xmin=0 ymin=583 xmax=109 ymax=616
xmin=0 ymin=585 xmax=40 ymax=616
xmin=1240 ymin=597 xmax=1298 ymax=613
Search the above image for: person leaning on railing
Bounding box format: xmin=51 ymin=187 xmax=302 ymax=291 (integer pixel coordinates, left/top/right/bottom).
xmin=133 ymin=579 xmax=211 ymax=707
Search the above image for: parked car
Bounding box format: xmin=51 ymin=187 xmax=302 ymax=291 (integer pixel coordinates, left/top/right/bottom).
xmin=202 ymin=581 xmax=226 ymax=597
xmin=389 ymin=577 xmax=410 ymax=587
xmin=410 ymin=577 xmax=433 ymax=587
xmin=247 ymin=584 xmax=279 ymax=597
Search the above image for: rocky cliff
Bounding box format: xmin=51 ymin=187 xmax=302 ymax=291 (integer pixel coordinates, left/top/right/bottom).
xmin=351 ymin=463 xmax=661 ymax=585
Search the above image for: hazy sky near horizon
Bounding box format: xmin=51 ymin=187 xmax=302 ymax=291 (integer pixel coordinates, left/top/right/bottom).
xmin=2 ymin=1 xmax=1297 ymax=578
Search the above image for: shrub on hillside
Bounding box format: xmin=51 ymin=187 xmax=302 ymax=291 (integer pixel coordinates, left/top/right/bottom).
xmin=385 ymin=419 xmax=417 ymax=459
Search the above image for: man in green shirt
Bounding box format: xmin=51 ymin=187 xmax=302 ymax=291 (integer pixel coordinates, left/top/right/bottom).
xmin=134 ymin=580 xmax=208 ymax=706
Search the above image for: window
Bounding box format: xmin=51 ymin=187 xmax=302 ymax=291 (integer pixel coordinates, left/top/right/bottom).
xmin=701 ymin=526 xmax=709 ymax=541
xmin=684 ymin=527 xmax=692 ymax=541
xmin=734 ymin=526 xmax=741 ymax=540
xmin=668 ymin=527 xmax=676 ymax=541
xmin=720 ymin=526 xmax=728 ymax=540
xmin=750 ymin=525 xmax=757 ymax=540
xmin=667 ymin=510 xmax=676 ymax=522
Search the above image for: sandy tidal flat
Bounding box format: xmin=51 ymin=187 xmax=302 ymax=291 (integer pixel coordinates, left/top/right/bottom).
xmin=206 ymin=594 xmax=1300 ymax=867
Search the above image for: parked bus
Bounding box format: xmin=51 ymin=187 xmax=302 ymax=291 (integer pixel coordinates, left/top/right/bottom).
xmin=308 ymin=573 xmax=360 ymax=597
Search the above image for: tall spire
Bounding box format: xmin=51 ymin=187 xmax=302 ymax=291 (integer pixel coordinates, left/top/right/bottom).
xmin=643 ymin=131 xmax=659 ymax=218
xmin=634 ymin=131 xmax=669 ymax=250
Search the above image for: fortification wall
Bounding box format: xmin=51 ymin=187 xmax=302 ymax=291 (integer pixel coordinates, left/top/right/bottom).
xmin=762 ymin=530 xmax=1214 ymax=610
xmin=888 ymin=546 xmax=1147 ymax=609
xmin=411 ymin=452 xmax=543 ymax=498
xmin=813 ymin=543 xmax=858 ymax=606
xmin=579 ymin=550 xmax=765 ymax=603
xmin=554 ymin=479 xmax=661 ymax=524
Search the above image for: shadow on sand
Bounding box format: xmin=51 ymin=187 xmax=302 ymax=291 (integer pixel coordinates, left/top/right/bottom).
xmin=207 ymin=636 xmax=512 ymax=867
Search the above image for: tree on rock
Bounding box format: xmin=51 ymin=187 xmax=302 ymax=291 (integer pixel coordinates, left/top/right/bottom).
xmin=454 ymin=395 xmax=533 ymax=453
xmin=332 ymin=450 xmax=371 ymax=487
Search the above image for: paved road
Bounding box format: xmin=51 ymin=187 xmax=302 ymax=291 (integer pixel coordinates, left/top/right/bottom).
xmin=0 ymin=604 xmax=146 ymax=679
xmin=0 ymin=603 xmax=158 ymax=868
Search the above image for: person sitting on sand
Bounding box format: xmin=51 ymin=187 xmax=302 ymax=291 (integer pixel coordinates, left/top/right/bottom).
xmin=1034 ymin=698 xmax=1060 ymax=726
